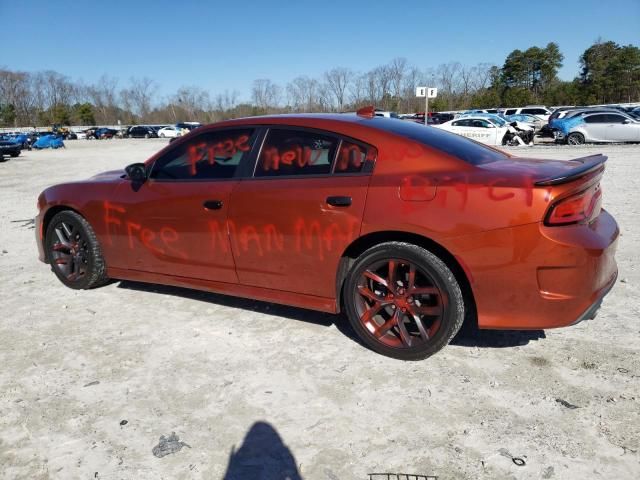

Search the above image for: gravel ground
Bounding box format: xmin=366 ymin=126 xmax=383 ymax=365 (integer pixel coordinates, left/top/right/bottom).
xmin=0 ymin=139 xmax=638 ymax=480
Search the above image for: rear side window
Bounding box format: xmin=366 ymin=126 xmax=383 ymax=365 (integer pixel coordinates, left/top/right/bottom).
xmin=255 ymin=129 xmax=339 ymax=176
xmin=150 ymin=129 xmax=256 ymax=180
xmin=370 ymin=117 xmax=507 ymax=165
xmin=334 ymin=140 xmax=372 ymax=174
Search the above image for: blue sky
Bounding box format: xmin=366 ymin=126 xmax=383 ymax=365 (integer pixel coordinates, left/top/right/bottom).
xmin=1 ymin=0 xmax=638 ymax=101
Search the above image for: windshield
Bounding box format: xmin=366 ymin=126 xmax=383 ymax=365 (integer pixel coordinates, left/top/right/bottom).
xmin=369 ymin=117 xmax=506 ymax=165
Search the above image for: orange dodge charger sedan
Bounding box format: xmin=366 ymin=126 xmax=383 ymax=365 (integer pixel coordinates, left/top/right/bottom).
xmin=36 ymin=108 xmax=619 ymax=360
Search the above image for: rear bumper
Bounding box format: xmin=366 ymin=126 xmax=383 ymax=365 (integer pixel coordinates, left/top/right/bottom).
xmin=448 ymin=209 xmax=619 ymax=330
xmin=569 ymin=270 xmax=617 ymax=326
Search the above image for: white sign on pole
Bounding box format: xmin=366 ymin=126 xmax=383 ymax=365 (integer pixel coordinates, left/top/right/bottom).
xmin=416 ymin=87 xmax=427 ymax=98
xmin=427 ymin=88 xmax=438 ymax=98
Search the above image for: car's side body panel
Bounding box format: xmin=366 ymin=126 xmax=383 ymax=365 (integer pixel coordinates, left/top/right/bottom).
xmin=229 ymin=175 xmax=370 ymax=297
xmin=35 ymin=114 xmax=619 ymax=334
xmin=108 ymin=180 xmax=239 ymax=283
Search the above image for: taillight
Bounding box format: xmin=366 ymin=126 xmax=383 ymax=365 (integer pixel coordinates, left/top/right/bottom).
xmin=545 ymin=184 xmax=602 ymax=226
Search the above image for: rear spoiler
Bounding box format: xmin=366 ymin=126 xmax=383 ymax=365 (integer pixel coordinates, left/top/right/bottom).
xmin=534 ymin=154 xmax=607 ymax=186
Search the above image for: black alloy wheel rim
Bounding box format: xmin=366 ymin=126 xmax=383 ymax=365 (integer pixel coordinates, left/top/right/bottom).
xmin=50 ymin=220 xmax=89 ymax=282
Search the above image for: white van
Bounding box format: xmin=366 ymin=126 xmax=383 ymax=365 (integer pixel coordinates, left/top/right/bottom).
xmin=502 ymin=106 xmax=552 ymax=122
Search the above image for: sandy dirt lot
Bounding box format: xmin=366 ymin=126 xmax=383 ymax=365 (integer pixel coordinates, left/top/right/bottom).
xmin=0 ymin=138 xmax=638 ymax=480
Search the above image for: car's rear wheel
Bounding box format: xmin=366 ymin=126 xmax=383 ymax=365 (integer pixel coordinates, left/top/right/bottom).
xmin=10 ymin=151 xmax=19 ymax=157
xmin=343 ymin=242 xmax=465 ymax=360
xmin=45 ymin=210 xmax=108 ymax=289
xmin=567 ymin=132 xmax=585 ymax=145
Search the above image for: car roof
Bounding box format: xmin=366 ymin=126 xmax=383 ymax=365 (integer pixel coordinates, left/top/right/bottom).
xmin=196 ymin=113 xmax=428 ymax=144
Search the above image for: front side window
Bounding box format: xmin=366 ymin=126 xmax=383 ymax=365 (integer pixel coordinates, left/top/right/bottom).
xmin=584 ymin=114 xmax=608 ymax=124
xmin=255 ymin=129 xmax=339 ymax=177
xmin=504 ymin=109 xmax=517 ymax=115
xmin=471 ymin=119 xmax=491 ymax=128
xmin=605 ymin=114 xmax=626 ymax=124
xmin=150 ymin=129 xmax=256 ymax=180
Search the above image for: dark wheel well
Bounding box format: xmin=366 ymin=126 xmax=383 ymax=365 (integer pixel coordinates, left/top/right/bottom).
xmin=336 ymin=231 xmax=477 ymax=328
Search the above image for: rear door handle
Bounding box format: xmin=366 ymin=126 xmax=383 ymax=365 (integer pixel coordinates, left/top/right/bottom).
xmin=203 ymin=200 xmax=223 ymax=210
xmin=326 ymin=196 xmax=352 ymax=207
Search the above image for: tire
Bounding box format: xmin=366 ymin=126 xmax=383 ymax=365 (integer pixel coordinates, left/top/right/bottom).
xmin=144 ymin=133 xmax=150 ymax=139
xmin=45 ymin=210 xmax=109 ymax=290
xmin=343 ymin=242 xmax=465 ymax=360
xmin=10 ymin=151 xmax=19 ymax=157
xmin=567 ymin=132 xmax=585 ymax=145
xmin=160 ymin=133 xmax=165 ymax=138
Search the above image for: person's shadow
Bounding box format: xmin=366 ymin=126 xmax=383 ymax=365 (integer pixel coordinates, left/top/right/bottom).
xmin=223 ymin=421 xmax=302 ymax=480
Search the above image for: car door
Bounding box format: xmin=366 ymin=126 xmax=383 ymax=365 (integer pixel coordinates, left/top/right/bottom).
xmin=228 ymin=127 xmax=374 ymax=298
xmin=605 ymin=114 xmax=640 ymax=142
xmin=449 ymin=119 xmax=469 ymax=137
xmin=470 ymin=118 xmax=497 ymax=145
xmin=107 ymin=127 xmax=259 ymax=283
xmin=582 ymin=114 xmax=610 ymax=141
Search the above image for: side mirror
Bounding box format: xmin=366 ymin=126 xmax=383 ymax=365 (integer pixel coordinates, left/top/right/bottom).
xmin=622 ymin=119 xmax=630 ymax=124
xmin=125 ymin=163 xmax=147 ymax=183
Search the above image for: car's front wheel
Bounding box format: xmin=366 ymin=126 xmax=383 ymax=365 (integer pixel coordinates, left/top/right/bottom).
xmin=567 ymin=132 xmax=585 ymax=145
xmin=45 ymin=210 xmax=109 ymax=289
xmin=343 ymin=242 xmax=465 ymax=360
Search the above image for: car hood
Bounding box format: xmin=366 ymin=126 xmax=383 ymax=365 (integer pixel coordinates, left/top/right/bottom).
xmin=89 ymin=169 xmax=125 ymax=181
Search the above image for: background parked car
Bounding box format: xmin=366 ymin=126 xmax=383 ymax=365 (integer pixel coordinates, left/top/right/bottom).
xmin=127 ymin=126 xmax=158 ymax=138
xmin=505 ymin=114 xmax=545 ymax=131
xmin=158 ymin=126 xmax=181 ymax=138
xmin=95 ymin=128 xmax=118 ymax=139
xmin=176 ymin=122 xmax=202 ymax=130
xmin=71 ymin=128 xmax=87 ymax=140
xmin=0 ymin=136 xmax=22 ymax=158
xmin=502 ymin=105 xmax=553 ymax=122
xmin=434 ymin=116 xmax=512 ymax=145
xmin=563 ymin=112 xmax=640 ymax=144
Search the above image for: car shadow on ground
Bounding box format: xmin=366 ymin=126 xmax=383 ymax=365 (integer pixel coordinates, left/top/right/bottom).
xmin=116 ymin=280 xmax=545 ymax=350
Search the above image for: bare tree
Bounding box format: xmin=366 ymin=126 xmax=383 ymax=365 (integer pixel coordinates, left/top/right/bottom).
xmin=172 ymin=86 xmax=210 ymax=120
xmin=86 ymin=75 xmax=119 ymax=124
xmin=389 ymin=57 xmax=408 ymax=99
xmin=286 ymin=76 xmax=319 ymax=112
xmin=252 ymin=79 xmax=280 ymax=111
xmin=0 ymin=69 xmax=33 ymax=125
xmin=472 ymin=63 xmax=495 ymax=91
xmin=401 ymin=67 xmax=424 ymax=113
xmin=324 ymin=67 xmax=352 ymax=111
xmin=374 ymin=65 xmax=393 ymax=109
xmin=436 ymin=62 xmax=462 ymax=109
xmin=121 ymin=77 xmax=156 ymax=121
xmin=349 ymin=73 xmax=367 ymax=107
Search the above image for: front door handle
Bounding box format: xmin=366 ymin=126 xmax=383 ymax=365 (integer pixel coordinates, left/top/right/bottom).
xmin=203 ymin=200 xmax=223 ymax=210
xmin=326 ymin=196 xmax=352 ymax=207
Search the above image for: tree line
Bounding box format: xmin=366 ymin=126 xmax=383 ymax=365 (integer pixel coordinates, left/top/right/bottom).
xmin=0 ymin=39 xmax=638 ymax=128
